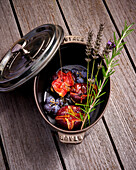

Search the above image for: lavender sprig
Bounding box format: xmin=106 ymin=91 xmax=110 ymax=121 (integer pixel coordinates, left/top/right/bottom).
xmin=85 ymin=31 xmax=93 ymax=56
xmin=87 ymin=24 xmax=104 ymax=120
xmin=93 ymin=23 xmax=104 ymax=57
xmin=101 ymin=40 xmax=115 ymax=59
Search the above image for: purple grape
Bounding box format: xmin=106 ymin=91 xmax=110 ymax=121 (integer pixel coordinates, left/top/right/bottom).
xmin=51 ymin=105 xmax=60 ymax=114
xmin=56 ymin=98 xmax=64 ymax=106
xmin=81 ymin=70 xmax=87 ymax=79
xmin=71 ymin=68 xmax=80 ymax=77
xmin=46 ymin=95 xmax=55 ymax=104
xmin=44 ymin=104 xmax=52 ymax=112
xmin=77 ymin=77 xmax=84 ymax=83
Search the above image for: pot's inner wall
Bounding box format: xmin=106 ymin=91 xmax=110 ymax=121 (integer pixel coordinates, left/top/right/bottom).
xmin=35 ymin=43 xmax=110 ymax=129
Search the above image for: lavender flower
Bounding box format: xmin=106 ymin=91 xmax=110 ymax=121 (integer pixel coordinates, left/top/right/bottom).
xmin=107 ymin=40 xmax=116 ymax=49
xmin=101 ymin=40 xmax=115 ymax=59
xmin=85 ymin=31 xmax=93 ymax=56
xmin=93 ymin=24 xmax=104 ymax=56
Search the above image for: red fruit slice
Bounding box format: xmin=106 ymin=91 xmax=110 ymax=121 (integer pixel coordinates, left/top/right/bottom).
xmin=57 ymin=70 xmax=74 ymax=87
xmin=52 ymin=71 xmax=74 ymax=97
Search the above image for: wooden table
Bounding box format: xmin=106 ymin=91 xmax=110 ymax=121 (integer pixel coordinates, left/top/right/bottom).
xmin=0 ymin=0 xmax=136 ymax=169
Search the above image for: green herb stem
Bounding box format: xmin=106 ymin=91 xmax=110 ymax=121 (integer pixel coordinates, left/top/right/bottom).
xmin=81 ymin=76 xmax=106 ymax=129
xmin=68 ymin=112 xmax=81 ymax=120
xmin=86 ymin=56 xmax=90 ymax=112
xmin=88 ymin=59 xmax=95 ymax=104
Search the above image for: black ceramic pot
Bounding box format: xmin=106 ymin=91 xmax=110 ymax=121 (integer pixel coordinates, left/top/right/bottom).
xmin=34 ymin=36 xmax=110 ymax=144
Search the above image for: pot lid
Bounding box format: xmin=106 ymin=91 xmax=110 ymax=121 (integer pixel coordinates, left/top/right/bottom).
xmin=0 ymin=24 xmax=64 ymax=92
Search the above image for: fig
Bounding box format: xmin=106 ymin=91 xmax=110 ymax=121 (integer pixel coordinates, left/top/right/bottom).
xmin=52 ymin=70 xmax=74 ymax=97
xmin=55 ymin=105 xmax=84 ymax=130
xmin=70 ymin=83 xmax=97 ymax=103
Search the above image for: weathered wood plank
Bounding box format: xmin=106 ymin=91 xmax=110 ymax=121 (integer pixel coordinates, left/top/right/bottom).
xmin=0 ymin=0 xmax=64 ymax=169
xmin=58 ymin=0 xmax=136 ymax=169
xmin=12 ymin=0 xmax=68 ymax=35
xmin=0 ymin=89 xmax=63 ymax=170
xmin=0 ymin=147 xmax=6 ymax=170
xmin=0 ymin=0 xmax=20 ymax=58
xmin=56 ymin=120 xmax=121 ymax=169
xmin=105 ymin=0 xmax=136 ymax=65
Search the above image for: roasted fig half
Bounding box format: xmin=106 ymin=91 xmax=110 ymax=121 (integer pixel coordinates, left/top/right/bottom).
xmin=70 ymin=83 xmax=97 ymax=103
xmin=55 ymin=105 xmax=84 ymax=130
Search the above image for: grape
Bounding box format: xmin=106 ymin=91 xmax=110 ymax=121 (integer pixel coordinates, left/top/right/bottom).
xmin=80 ymin=70 xmax=87 ymax=79
xmin=44 ymin=93 xmax=64 ymax=115
xmin=77 ymin=77 xmax=84 ymax=83
xmin=46 ymin=95 xmax=55 ymax=104
xmin=44 ymin=104 xmax=52 ymax=112
xmin=71 ymin=68 xmax=80 ymax=77
xmin=56 ymin=98 xmax=63 ymax=106
xmin=51 ymin=105 xmax=60 ymax=114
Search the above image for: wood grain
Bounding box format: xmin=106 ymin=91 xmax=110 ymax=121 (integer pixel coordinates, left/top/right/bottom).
xmin=56 ymin=119 xmax=121 ymax=169
xmin=58 ymin=0 xmax=136 ymax=169
xmin=12 ymin=0 xmax=68 ymax=35
xmin=0 ymin=89 xmax=63 ymax=170
xmin=0 ymin=0 xmax=64 ymax=169
xmin=0 ymin=0 xmax=20 ymax=58
xmin=105 ymin=0 xmax=136 ymax=65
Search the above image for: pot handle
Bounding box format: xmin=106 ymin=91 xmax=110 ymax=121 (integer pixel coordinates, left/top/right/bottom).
xmin=58 ymin=131 xmax=85 ymax=144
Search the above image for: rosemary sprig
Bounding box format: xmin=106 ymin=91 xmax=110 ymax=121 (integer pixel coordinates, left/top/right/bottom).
xmin=80 ymin=21 xmax=134 ymax=129
xmin=68 ymin=112 xmax=82 ymax=121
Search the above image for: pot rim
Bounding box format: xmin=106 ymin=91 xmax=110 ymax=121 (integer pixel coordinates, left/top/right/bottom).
xmin=33 ymin=36 xmax=111 ymax=134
